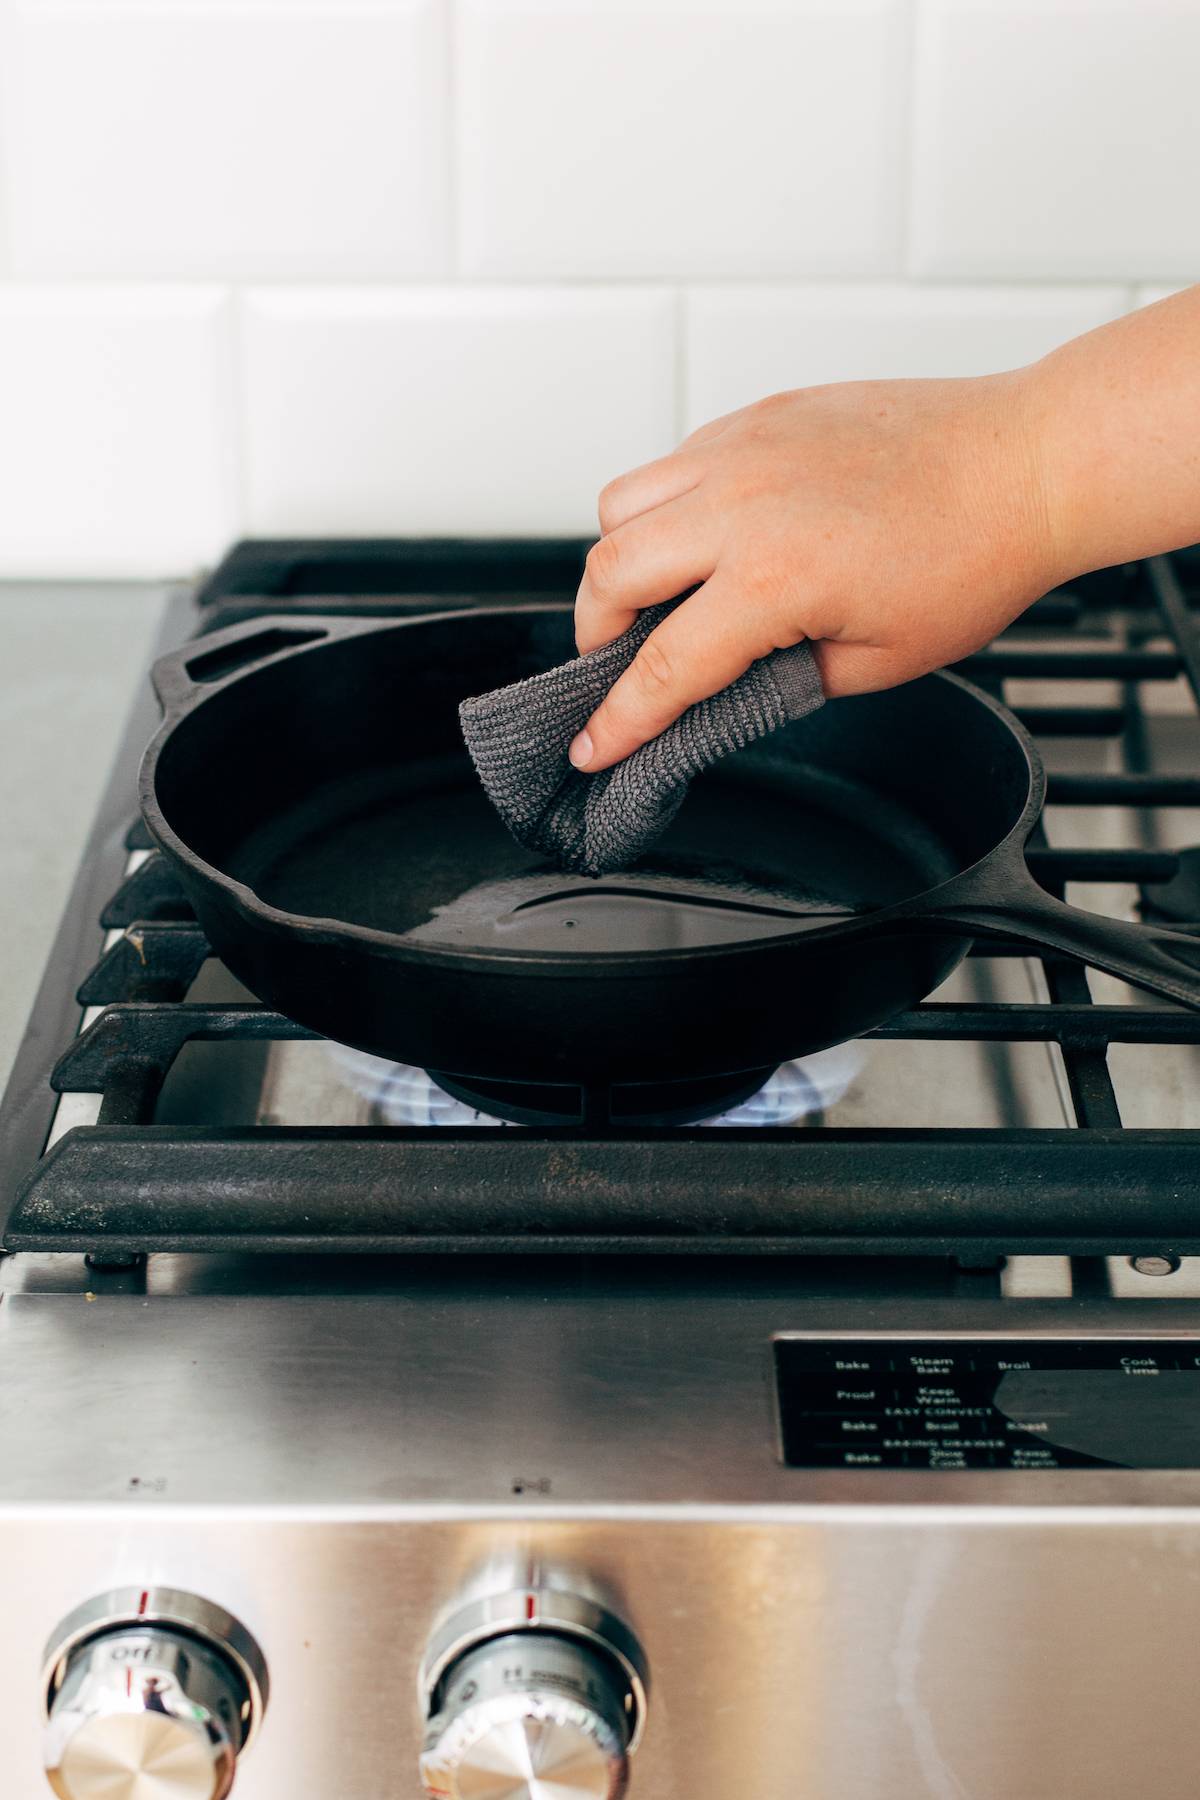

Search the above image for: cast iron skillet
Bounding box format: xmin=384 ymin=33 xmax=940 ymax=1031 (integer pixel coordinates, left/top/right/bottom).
xmin=139 ymin=607 xmax=1200 ymax=1087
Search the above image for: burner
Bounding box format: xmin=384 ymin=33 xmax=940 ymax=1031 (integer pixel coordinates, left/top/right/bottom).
xmin=428 ymin=1067 xmax=780 ymax=1127
xmin=329 ymin=1043 xmax=865 ymax=1128
xmin=1140 ymin=845 xmax=1200 ymax=928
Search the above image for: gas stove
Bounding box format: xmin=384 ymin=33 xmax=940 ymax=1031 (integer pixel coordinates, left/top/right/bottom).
xmin=4 ymin=539 xmax=1200 ymax=1800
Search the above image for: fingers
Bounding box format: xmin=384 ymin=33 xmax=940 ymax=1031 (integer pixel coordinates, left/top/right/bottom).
xmin=569 ymin=574 xmax=787 ymax=773
xmin=575 ymin=493 xmax=719 ymax=653
xmin=595 ymin=412 xmax=745 ymax=535
xmin=596 ymin=447 xmax=706 ymax=534
xmin=577 ymin=415 xmax=742 ymax=649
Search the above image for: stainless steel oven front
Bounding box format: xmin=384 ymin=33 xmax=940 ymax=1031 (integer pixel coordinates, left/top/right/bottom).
xmin=5 ymin=1265 xmax=1200 ymax=1800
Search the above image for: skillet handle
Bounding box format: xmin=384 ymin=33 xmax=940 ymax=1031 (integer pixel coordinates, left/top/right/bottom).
xmin=907 ymin=876 xmax=1200 ymax=1009
xmin=150 ymin=616 xmax=359 ymax=716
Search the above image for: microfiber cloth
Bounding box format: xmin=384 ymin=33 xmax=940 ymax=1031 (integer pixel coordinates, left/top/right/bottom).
xmin=458 ymin=599 xmax=825 ymax=877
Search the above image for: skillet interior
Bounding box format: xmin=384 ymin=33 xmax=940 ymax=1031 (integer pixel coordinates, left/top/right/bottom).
xmin=149 ymin=609 xmax=1035 ymax=960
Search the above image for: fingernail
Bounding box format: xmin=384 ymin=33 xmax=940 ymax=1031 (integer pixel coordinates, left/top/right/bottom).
xmin=568 ymin=729 xmax=594 ymax=770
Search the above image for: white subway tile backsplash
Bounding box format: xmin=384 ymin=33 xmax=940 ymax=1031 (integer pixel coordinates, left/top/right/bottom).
xmin=1 ymin=2 xmax=448 ymax=279
xmin=0 ymin=0 xmax=1191 ymax=577
xmin=13 ymin=0 xmax=360 ymax=6
xmin=913 ymin=0 xmax=1200 ymax=280
xmin=0 ymin=7 xmax=14 ymax=277
xmin=241 ymin=287 xmax=676 ymax=536
xmin=1134 ymin=284 xmax=1193 ymax=307
xmin=0 ymin=288 xmax=236 ymax=575
xmin=456 ymin=0 xmax=909 ymax=279
xmin=684 ymin=284 xmax=1126 ymax=430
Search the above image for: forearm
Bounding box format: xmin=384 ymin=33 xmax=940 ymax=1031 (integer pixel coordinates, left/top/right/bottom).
xmin=1027 ymin=285 xmax=1200 ymax=582
xmin=567 ymin=289 xmax=1200 ymax=768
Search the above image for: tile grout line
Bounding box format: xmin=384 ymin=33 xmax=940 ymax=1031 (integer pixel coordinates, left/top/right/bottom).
xmin=226 ymin=286 xmax=252 ymax=543
xmin=0 ymin=271 xmax=1176 ymax=293
xmin=673 ymin=286 xmax=687 ymax=444
xmin=901 ymin=0 xmax=923 ymax=281
xmin=0 ymin=0 xmax=17 ymax=281
xmin=444 ymin=0 xmax=461 ymax=280
xmin=19 ymin=276 xmax=1158 ymax=294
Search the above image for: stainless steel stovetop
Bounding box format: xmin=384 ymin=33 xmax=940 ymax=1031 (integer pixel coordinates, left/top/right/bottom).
xmin=3 ymin=540 xmax=1200 ymax=1800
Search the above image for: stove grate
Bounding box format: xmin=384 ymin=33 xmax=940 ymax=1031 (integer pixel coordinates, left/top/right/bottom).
xmin=4 ymin=542 xmax=1200 ymax=1257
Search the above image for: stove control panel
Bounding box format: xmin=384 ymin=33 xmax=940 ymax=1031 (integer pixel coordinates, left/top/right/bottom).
xmin=419 ymin=1585 xmax=647 ymax=1800
xmin=777 ymin=1337 xmax=1200 ymax=1470
xmin=41 ymin=1589 xmax=268 ymax=1800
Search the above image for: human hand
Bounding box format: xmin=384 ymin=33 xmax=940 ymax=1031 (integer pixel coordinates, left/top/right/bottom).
xmin=568 ymin=372 xmax=1059 ymax=772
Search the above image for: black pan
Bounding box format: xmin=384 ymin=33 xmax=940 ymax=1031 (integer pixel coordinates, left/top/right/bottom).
xmin=140 ymin=607 xmax=1200 ymax=1095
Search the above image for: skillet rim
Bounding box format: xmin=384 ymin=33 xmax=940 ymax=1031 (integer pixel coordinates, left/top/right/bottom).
xmin=137 ymin=609 xmax=1047 ymax=973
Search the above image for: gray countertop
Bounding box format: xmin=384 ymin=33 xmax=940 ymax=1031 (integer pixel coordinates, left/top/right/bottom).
xmin=0 ymin=582 xmax=169 ymax=1096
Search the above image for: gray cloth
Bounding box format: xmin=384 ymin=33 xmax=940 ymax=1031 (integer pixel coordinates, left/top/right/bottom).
xmin=459 ymin=599 xmax=825 ymax=876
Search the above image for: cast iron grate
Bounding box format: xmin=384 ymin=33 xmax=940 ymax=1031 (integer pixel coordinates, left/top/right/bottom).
xmin=4 ymin=541 xmax=1200 ymax=1257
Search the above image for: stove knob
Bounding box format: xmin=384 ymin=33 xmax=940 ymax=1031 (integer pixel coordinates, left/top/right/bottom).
xmin=42 ymin=1591 xmax=268 ymax=1800
xmin=421 ymin=1630 xmax=635 ymax=1800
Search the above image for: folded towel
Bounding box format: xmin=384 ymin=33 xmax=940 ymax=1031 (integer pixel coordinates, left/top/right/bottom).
xmin=459 ymin=599 xmax=825 ymax=877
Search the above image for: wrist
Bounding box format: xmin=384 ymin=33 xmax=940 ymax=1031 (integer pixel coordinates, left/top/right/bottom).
xmin=1004 ymin=360 xmax=1082 ymax=595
